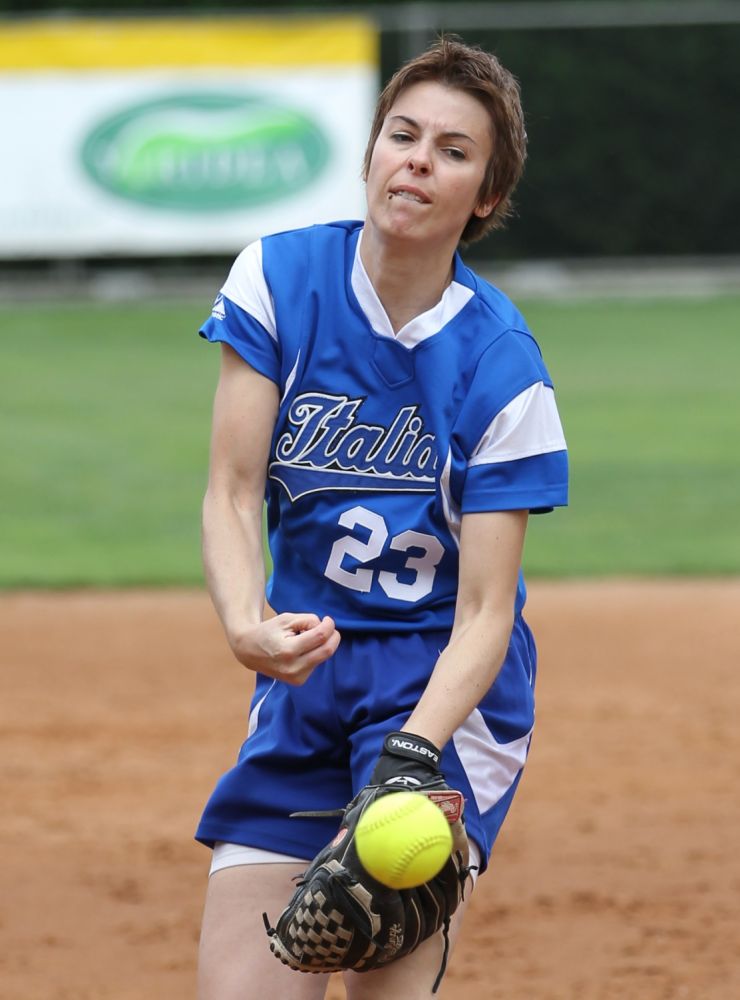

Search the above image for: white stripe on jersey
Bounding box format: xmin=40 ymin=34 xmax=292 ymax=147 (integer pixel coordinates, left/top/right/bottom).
xmin=281 ymin=351 xmax=301 ymax=405
xmin=453 ymin=708 xmax=533 ymax=814
xmin=352 ymin=231 xmax=474 ymax=348
xmin=221 ymin=240 xmax=278 ymax=342
xmin=247 ymin=681 xmax=275 ymax=738
xmin=469 ymin=382 xmax=566 ymax=466
xmin=439 ymin=448 xmax=462 ymax=550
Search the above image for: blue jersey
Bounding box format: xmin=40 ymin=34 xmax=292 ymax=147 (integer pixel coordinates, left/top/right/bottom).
xmin=200 ymin=220 xmax=568 ymax=631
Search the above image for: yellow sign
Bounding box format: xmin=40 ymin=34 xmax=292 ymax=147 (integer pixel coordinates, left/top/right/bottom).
xmin=0 ymin=16 xmax=378 ymax=70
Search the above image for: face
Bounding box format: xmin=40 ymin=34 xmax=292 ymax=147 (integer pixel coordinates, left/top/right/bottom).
xmin=365 ymin=80 xmax=495 ymax=250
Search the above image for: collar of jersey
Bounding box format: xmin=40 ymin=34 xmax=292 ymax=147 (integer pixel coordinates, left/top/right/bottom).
xmin=351 ymin=229 xmax=475 ymax=350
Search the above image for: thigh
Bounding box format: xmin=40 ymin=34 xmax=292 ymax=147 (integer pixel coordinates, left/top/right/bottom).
xmin=338 ymin=630 xmax=452 ymax=790
xmin=195 ymin=670 xmax=354 ymax=859
xmin=198 ymin=863 xmax=331 ymax=1000
xmin=445 ymin=614 xmax=537 ymax=870
xmin=343 ymin=892 xmax=472 ymax=1000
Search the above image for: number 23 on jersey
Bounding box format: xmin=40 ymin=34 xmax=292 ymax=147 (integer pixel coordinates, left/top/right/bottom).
xmin=324 ymin=505 xmax=445 ymax=604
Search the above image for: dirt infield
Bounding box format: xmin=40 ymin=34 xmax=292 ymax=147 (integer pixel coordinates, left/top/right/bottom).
xmin=2 ymin=582 xmax=738 ymax=1000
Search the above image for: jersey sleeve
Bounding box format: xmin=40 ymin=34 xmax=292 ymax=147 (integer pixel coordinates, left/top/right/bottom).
xmin=459 ymin=329 xmax=569 ymax=514
xmin=198 ymin=240 xmax=281 ymax=384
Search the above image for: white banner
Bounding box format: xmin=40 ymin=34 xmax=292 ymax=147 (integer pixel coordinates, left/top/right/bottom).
xmin=0 ymin=18 xmax=378 ymax=258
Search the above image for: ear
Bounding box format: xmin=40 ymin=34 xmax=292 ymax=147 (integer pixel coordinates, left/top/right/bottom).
xmin=474 ymin=193 xmax=501 ymax=219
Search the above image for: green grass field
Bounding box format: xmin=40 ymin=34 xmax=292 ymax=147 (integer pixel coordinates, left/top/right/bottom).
xmin=522 ymin=293 xmax=740 ymax=575
xmin=2 ymin=293 xmax=739 ymax=586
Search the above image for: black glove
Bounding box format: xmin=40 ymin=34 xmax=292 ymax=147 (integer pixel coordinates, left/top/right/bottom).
xmin=371 ymin=730 xmax=444 ymax=783
xmin=264 ymin=731 xmax=472 ymax=994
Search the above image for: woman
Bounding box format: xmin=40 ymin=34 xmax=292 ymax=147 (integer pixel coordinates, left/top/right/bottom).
xmin=196 ymin=37 xmax=568 ymax=1000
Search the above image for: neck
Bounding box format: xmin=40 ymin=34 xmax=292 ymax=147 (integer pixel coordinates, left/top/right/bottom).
xmin=359 ymin=223 xmax=456 ymax=333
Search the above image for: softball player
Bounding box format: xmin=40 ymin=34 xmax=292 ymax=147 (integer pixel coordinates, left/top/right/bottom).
xmin=196 ymin=38 xmax=568 ymax=1000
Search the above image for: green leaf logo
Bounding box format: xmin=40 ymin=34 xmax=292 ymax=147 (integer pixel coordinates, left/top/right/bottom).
xmin=81 ymin=93 xmax=330 ymax=211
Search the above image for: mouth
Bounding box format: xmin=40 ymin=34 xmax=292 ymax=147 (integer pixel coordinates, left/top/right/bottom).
xmin=388 ymin=187 xmax=430 ymax=205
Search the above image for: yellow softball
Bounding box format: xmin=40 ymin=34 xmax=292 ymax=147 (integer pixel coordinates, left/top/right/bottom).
xmin=354 ymin=791 xmax=453 ymax=889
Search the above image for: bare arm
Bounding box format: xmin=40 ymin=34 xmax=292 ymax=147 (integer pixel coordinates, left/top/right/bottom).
xmin=402 ymin=509 xmax=529 ymax=747
xmin=202 ymin=344 xmax=340 ymax=684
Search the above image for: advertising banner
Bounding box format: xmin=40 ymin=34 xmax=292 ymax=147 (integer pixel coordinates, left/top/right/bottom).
xmin=0 ymin=17 xmax=378 ymax=257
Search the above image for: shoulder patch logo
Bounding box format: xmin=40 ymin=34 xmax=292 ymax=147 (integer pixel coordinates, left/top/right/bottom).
xmin=211 ymin=293 xmax=226 ymax=321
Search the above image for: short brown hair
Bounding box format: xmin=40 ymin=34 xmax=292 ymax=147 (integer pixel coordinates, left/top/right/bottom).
xmin=362 ymin=37 xmax=527 ymax=244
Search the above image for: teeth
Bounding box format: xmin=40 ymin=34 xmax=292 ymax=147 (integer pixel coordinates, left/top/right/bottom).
xmin=392 ymin=190 xmax=424 ymax=203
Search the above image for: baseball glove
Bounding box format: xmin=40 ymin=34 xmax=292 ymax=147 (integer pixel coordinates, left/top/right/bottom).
xmin=263 ymin=731 xmax=474 ymax=994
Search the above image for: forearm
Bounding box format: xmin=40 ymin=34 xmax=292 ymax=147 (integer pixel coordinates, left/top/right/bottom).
xmin=201 ymin=345 xmax=340 ymax=683
xmin=403 ymin=606 xmax=515 ymax=749
xmin=202 ymin=486 xmax=267 ymax=645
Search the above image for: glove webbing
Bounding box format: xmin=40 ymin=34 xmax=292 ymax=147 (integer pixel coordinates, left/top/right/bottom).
xmin=263 ymin=895 xmax=451 ymax=993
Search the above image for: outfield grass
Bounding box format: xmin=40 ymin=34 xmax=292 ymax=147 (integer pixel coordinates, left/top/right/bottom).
xmin=1 ymin=300 xmax=216 ymax=586
xmin=1 ymin=293 xmax=738 ymax=586
xmin=523 ymin=294 xmax=740 ymax=575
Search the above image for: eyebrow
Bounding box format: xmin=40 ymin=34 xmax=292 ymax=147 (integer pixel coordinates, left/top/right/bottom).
xmin=388 ymin=114 xmax=477 ymax=144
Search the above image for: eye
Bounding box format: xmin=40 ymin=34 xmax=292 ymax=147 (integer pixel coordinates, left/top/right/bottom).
xmin=443 ymin=147 xmax=466 ymax=161
xmin=390 ymin=131 xmax=414 ymax=143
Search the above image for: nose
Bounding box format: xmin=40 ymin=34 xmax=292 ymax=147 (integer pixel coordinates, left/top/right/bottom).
xmin=406 ymin=144 xmax=431 ymax=176
xmin=407 ymin=158 xmax=430 ymax=176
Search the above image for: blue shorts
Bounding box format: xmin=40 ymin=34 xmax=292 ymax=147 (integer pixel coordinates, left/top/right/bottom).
xmin=196 ymin=616 xmax=537 ymax=874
